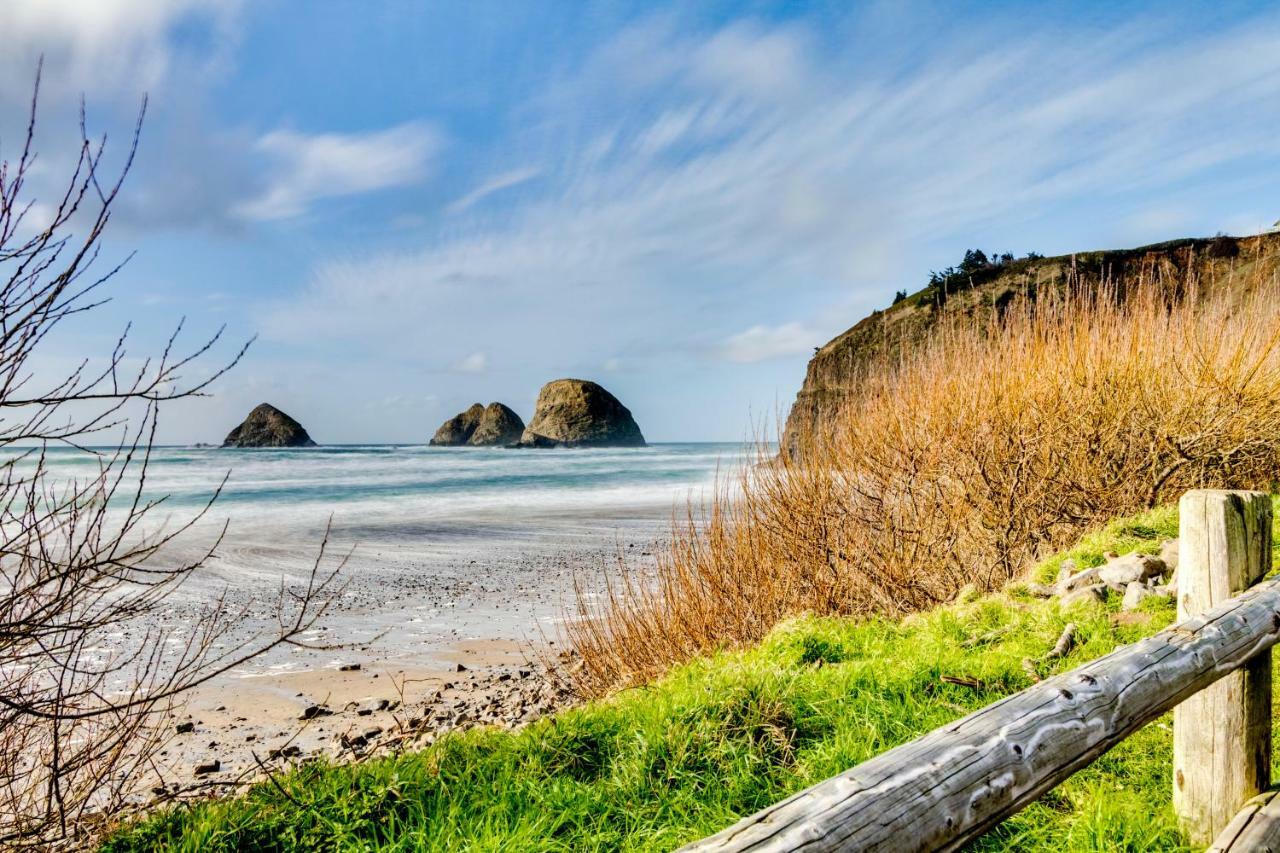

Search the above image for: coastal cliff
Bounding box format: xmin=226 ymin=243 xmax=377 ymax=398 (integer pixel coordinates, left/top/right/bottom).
xmin=782 ymin=232 xmax=1280 ymax=456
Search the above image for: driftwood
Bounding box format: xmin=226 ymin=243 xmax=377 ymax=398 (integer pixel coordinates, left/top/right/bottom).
xmin=1208 ymin=790 xmax=1280 ymax=852
xmin=681 ymin=578 xmax=1280 ymax=852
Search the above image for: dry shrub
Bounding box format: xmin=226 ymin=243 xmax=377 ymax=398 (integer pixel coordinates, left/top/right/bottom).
xmin=570 ymin=263 xmax=1280 ymax=693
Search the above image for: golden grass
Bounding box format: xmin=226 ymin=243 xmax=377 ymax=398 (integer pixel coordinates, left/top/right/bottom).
xmin=570 ymin=261 xmax=1280 ymax=694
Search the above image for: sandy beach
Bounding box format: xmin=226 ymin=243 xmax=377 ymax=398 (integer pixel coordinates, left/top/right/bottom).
xmin=134 ymin=528 xmax=662 ymax=798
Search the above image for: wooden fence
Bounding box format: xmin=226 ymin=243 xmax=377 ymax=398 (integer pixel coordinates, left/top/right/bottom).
xmin=681 ymin=490 xmax=1280 ymax=852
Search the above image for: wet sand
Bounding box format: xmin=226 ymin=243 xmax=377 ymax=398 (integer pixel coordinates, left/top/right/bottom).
xmin=133 ymin=533 xmax=659 ymax=796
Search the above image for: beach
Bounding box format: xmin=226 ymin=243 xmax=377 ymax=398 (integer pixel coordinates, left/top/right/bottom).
xmin=65 ymin=443 xmax=736 ymax=792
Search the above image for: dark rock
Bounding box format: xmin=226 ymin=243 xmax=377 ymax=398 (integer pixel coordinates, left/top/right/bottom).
xmin=175 ymin=721 xmax=195 ymax=734
xmin=516 ymin=379 xmax=645 ymax=448
xmin=223 ymin=403 xmax=316 ymax=448
xmin=468 ymin=403 xmax=525 ymax=446
xmin=299 ymin=704 xmax=333 ymax=720
xmin=338 ymin=663 xmax=361 ymax=672
xmin=193 ymin=759 xmax=220 ymax=776
xmin=430 ymin=403 xmax=484 ymax=446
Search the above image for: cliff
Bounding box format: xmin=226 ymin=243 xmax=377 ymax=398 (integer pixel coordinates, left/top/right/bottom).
xmin=782 ymin=232 xmax=1280 ymax=456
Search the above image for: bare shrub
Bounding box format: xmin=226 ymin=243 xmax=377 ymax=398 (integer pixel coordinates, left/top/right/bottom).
xmin=571 ymin=259 xmax=1280 ymax=693
xmin=0 ymin=71 xmax=340 ymax=848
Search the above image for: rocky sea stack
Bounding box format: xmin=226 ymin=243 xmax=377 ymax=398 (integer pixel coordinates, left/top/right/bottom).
xmin=430 ymin=403 xmax=484 ymax=446
xmin=431 ymin=402 xmax=526 ymax=447
xmin=223 ymin=403 xmax=317 ymax=448
xmin=517 ymin=379 xmax=644 ymax=448
xmin=469 ymin=403 xmax=525 ymax=446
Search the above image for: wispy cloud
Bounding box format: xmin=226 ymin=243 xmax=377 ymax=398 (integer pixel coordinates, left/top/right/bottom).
xmin=235 ymin=122 xmax=440 ymax=221
xmin=447 ymin=167 xmax=541 ymax=213
xmin=265 ymin=13 xmax=1280 ymax=380
xmin=720 ymin=323 xmax=818 ymax=363
xmin=452 ymin=351 xmax=488 ymax=374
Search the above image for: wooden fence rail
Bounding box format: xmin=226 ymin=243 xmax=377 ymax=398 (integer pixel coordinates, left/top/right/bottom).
xmin=682 ymin=490 xmax=1279 ymax=852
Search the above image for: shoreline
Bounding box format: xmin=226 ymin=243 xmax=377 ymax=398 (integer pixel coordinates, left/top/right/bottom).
xmin=127 ymin=539 xmax=655 ymax=804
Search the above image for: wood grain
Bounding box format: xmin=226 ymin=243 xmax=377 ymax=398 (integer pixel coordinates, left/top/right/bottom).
xmin=1208 ymin=790 xmax=1280 ymax=852
xmin=1174 ymin=490 xmax=1272 ymax=845
xmin=683 ymin=575 xmax=1280 ymax=852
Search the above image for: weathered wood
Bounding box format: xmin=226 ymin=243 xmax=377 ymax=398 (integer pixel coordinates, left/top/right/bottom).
xmin=681 ymin=576 xmax=1280 ymax=853
xmin=1174 ymin=490 xmax=1273 ymax=845
xmin=1207 ymin=790 xmax=1280 ymax=852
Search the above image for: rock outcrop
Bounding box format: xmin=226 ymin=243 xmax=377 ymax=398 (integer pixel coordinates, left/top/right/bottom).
xmin=517 ymin=379 xmax=645 ymax=448
xmin=430 ymin=403 xmax=485 ymax=446
xmin=431 ymin=402 xmax=526 ymax=446
xmin=222 ymin=403 xmax=317 ymax=448
xmin=468 ymin=403 xmax=525 ymax=446
xmin=782 ymin=233 xmax=1280 ymax=457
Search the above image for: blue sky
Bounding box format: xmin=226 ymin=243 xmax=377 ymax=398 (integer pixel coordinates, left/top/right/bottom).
xmin=4 ymin=0 xmax=1280 ymax=443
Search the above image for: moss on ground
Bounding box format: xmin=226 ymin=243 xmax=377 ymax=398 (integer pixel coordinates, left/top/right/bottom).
xmin=104 ymin=498 xmax=1280 ymax=852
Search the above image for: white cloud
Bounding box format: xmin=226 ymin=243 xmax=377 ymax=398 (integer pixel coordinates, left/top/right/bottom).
xmin=236 ymin=123 xmax=440 ymax=221
xmin=0 ymin=0 xmax=241 ymax=101
xmin=447 ymin=167 xmax=541 ymax=213
xmin=258 ymin=13 xmax=1280 ymax=390
xmin=452 ymin=352 xmax=488 ymax=374
xmin=720 ymin=323 xmax=818 ymax=363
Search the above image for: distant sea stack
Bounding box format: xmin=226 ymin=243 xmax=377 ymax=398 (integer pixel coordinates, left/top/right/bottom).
xmin=223 ymin=403 xmax=317 ymax=448
xmin=469 ymin=402 xmax=525 ymax=446
xmin=430 ymin=402 xmax=526 ymax=446
xmin=430 ymin=403 xmax=484 ymax=446
xmin=517 ymin=379 xmax=645 ymax=448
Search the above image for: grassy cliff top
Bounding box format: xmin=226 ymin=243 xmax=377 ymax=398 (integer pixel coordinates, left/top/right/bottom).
xmin=782 ymin=232 xmax=1280 ymax=454
xmin=103 ymin=498 xmax=1279 ymax=852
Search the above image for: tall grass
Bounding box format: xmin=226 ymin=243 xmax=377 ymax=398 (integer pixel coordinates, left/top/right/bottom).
xmin=571 ymin=265 xmax=1280 ymax=693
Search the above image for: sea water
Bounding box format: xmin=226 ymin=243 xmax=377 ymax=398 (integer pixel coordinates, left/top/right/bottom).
xmin=28 ymin=442 xmax=748 ymax=673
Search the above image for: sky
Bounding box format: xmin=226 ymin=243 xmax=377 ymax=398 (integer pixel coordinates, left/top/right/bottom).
xmin=4 ymin=0 xmax=1280 ymax=444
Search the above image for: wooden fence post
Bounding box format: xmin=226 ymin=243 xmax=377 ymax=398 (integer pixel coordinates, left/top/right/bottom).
xmin=1174 ymin=489 xmax=1273 ymax=846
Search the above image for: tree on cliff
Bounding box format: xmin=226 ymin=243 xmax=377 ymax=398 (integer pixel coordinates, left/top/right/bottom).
xmin=0 ymin=68 xmax=340 ymax=847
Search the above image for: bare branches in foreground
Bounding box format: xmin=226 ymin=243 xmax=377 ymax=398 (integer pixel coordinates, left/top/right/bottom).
xmin=0 ymin=67 xmax=340 ymax=848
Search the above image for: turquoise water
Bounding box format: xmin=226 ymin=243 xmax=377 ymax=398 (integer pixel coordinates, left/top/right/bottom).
xmin=28 ymin=442 xmax=758 ymax=677
xmin=29 ymin=442 xmax=749 ymax=559
xmin=39 ymin=441 xmax=739 ymax=512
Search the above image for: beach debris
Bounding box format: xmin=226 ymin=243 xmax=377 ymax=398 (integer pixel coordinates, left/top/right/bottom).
xmin=299 ymin=704 xmax=333 ymax=720
xmin=175 ymin=721 xmax=195 ymax=734
xmin=193 ymin=759 xmax=220 ymax=776
xmin=338 ymin=662 xmax=361 ymax=671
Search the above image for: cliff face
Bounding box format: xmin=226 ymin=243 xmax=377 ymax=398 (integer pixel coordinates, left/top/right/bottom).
xmin=782 ymin=232 xmax=1280 ymax=456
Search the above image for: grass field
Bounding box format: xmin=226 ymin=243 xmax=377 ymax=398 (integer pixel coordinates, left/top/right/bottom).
xmin=103 ymin=499 xmax=1278 ymax=852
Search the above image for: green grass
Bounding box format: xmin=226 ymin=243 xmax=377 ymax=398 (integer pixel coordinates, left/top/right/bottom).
xmin=103 ymin=499 xmax=1280 ymax=852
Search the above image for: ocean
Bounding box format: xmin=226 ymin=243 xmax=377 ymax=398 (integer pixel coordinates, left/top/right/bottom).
xmin=35 ymin=442 xmax=747 ymax=676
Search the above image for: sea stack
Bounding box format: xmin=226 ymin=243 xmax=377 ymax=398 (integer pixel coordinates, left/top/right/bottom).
xmin=516 ymin=379 xmax=645 ymax=448
xmin=222 ymin=403 xmax=317 ymax=448
xmin=430 ymin=403 xmax=485 ymax=446
xmin=468 ymin=403 xmax=525 ymax=446
xmin=430 ymin=402 xmax=526 ymax=446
